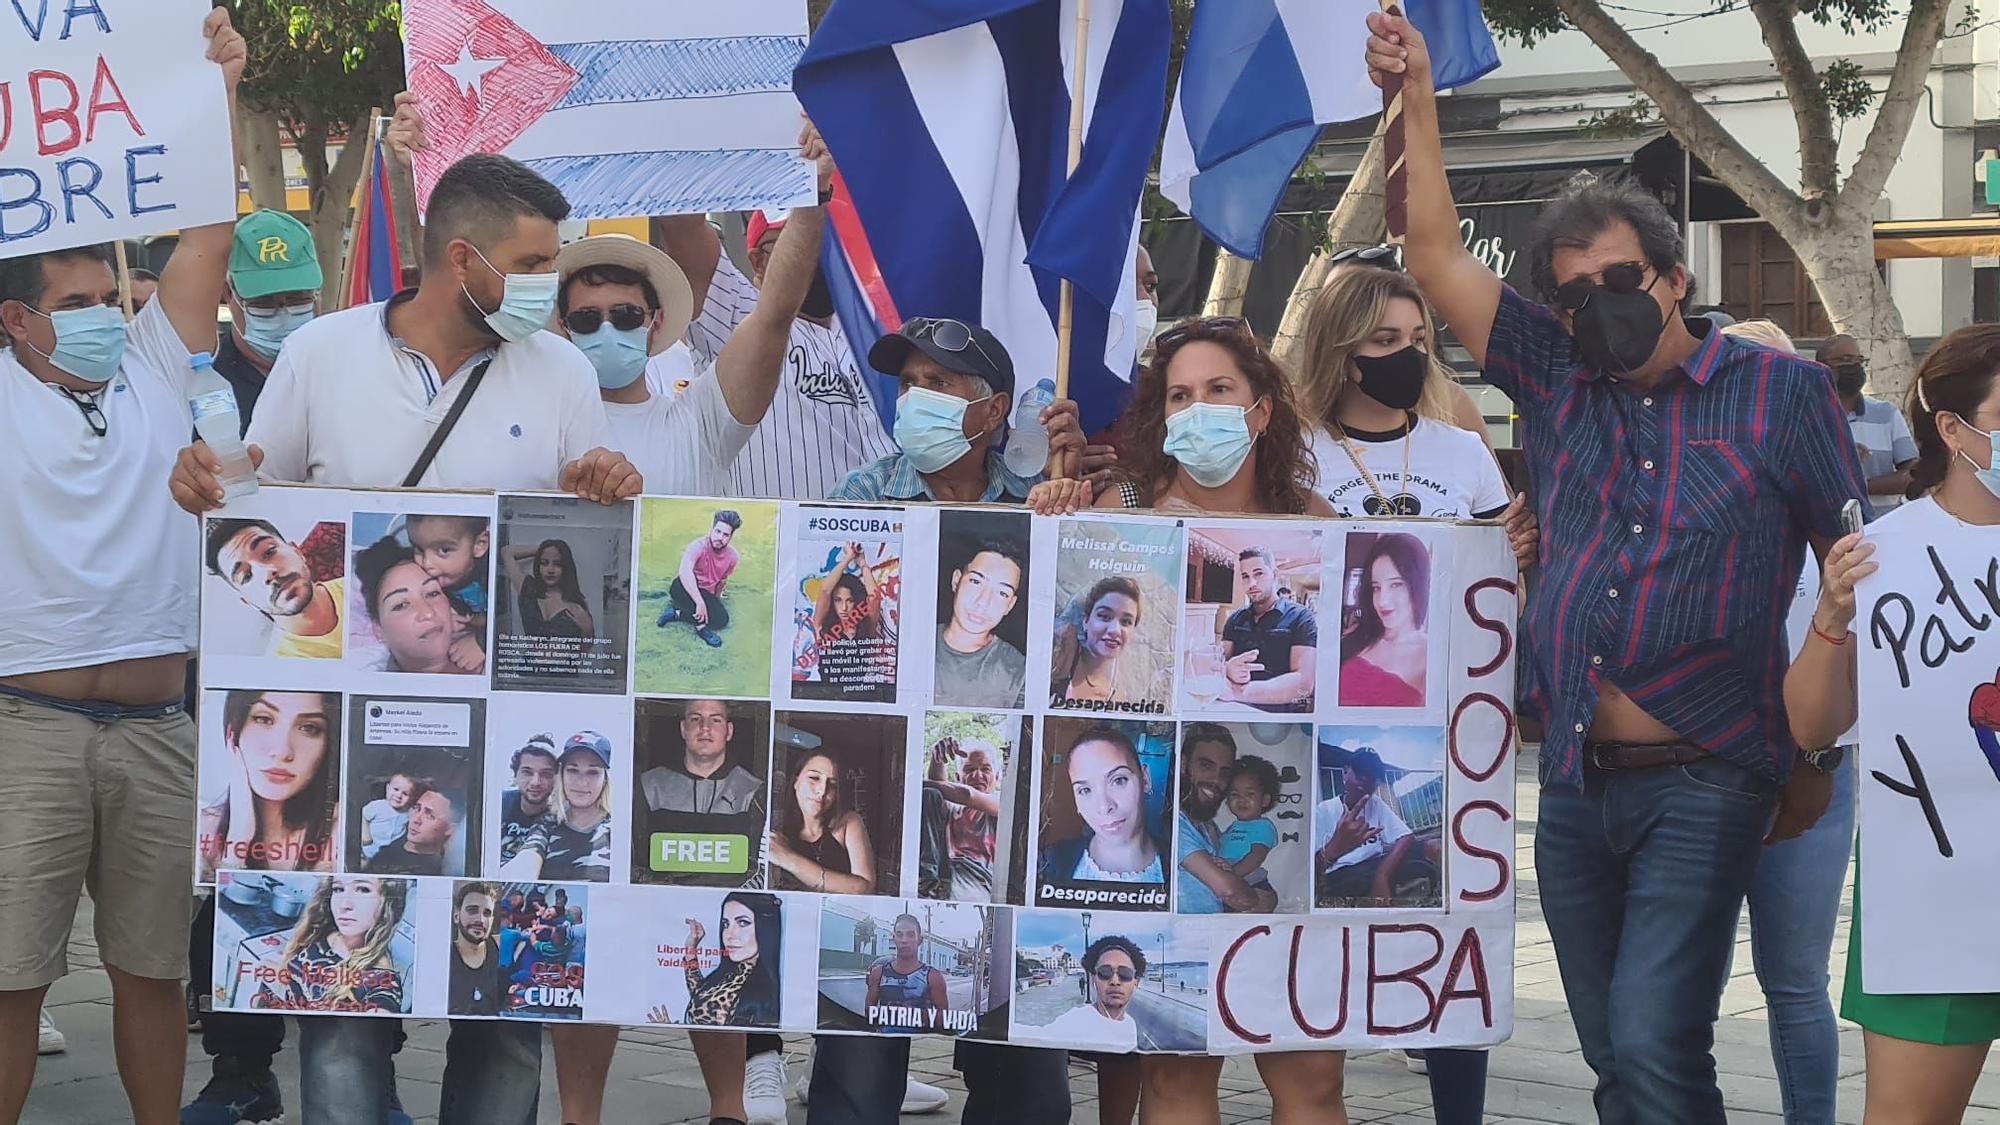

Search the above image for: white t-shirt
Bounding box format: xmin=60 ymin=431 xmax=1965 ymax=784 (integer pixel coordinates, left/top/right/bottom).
xmin=360 ymin=798 xmax=409 ymax=858
xmin=687 ymin=253 xmax=896 ymax=499
xmin=1847 ymin=396 xmax=1918 ymax=512
xmin=642 ymin=341 xmax=699 ymax=400
xmin=247 ymin=298 xmax=611 ymax=491
xmin=0 ymin=301 xmax=197 ymax=677
xmin=603 ymin=369 xmax=756 ymax=498
xmin=1311 ymin=417 xmax=1510 ymax=519
xmin=1313 ymin=793 xmax=1412 ymax=872
xmin=1043 ymin=1001 xmax=1140 ymax=1051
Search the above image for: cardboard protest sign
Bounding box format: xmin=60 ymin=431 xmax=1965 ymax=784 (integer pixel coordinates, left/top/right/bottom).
xmin=399 ymin=0 xmax=817 ymax=218
xmin=1856 ymin=499 xmax=2000 ymax=993
xmin=196 ymin=486 xmax=1516 ymax=1052
xmin=0 ymin=0 xmax=236 ymax=256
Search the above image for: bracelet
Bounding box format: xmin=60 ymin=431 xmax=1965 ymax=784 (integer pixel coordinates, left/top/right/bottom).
xmin=1811 ymin=619 xmax=1850 ymax=647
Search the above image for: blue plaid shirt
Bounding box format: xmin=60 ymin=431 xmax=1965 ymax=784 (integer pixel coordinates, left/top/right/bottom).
xmin=1485 ymin=287 xmax=1867 ymax=788
xmin=829 ymin=450 xmax=1038 ymax=504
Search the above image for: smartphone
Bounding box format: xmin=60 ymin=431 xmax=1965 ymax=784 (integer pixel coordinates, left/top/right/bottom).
xmin=1840 ymin=498 xmax=1864 ymax=536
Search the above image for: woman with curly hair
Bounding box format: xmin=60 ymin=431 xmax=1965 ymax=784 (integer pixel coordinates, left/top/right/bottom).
xmin=251 ymin=875 xmax=409 ymax=1013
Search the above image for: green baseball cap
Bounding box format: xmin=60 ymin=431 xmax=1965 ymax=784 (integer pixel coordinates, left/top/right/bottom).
xmin=229 ymin=210 xmax=322 ymax=300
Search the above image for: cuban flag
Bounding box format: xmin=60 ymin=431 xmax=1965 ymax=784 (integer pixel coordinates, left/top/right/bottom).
xmin=345 ymin=137 xmax=404 ymax=307
xmin=794 ymin=0 xmax=1171 ymax=435
xmin=1160 ymin=0 xmax=1499 ymax=259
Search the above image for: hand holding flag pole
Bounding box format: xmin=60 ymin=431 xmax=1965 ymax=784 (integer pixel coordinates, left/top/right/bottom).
xmin=1049 ymin=0 xmax=1093 ymax=481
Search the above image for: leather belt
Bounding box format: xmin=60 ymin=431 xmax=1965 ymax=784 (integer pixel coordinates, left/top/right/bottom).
xmin=1585 ymin=740 xmax=1709 ymax=770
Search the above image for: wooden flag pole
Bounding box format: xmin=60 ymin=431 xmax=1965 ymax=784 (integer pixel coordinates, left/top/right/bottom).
xmin=1380 ymin=1 xmax=1408 ymax=249
xmin=113 ymin=240 xmax=136 ymax=321
xmin=334 ymin=109 xmax=383 ymax=311
xmin=1052 ymin=0 xmax=1092 ymax=403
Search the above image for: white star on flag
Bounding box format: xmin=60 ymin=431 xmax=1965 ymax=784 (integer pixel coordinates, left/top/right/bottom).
xmin=439 ymin=40 xmax=506 ymax=102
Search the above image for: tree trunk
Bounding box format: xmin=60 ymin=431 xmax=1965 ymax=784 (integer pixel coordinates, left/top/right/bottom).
xmin=237 ymin=109 xmax=287 ymax=211
xmin=297 ymin=115 xmax=375 ymax=305
xmin=1794 ymin=227 xmax=1917 ymax=402
xmin=1203 ymin=250 xmax=1254 ymax=317
xmin=1271 ymin=126 xmax=1387 ymax=368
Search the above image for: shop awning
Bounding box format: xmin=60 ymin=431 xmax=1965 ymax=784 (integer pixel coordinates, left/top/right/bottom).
xmin=1874 ymin=217 xmax=2000 ymax=260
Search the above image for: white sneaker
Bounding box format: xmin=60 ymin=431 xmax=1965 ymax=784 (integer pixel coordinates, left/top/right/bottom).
xmin=37 ymin=1008 xmax=65 ymax=1055
xmin=742 ymin=1050 xmax=788 ymax=1125
xmin=1402 ymin=1048 xmax=1428 ymax=1075
xmin=901 ymin=1079 xmax=948 ymax=1115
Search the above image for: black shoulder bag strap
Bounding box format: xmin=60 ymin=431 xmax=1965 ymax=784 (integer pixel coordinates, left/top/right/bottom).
xmin=401 ymin=359 xmax=494 ymax=488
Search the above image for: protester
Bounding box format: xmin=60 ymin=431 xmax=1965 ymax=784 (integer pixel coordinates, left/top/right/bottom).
xmin=169 ymin=144 xmax=641 ymax=1125
xmin=1367 ymin=14 xmax=1868 ymax=1123
xmin=448 ymin=883 xmax=504 ymax=1018
xmin=1818 ymin=333 xmax=1919 ymax=512
xmin=501 ymin=732 xmax=614 ymax=883
xmin=128 ymin=268 xmax=161 ymax=314
xmin=216 ymin=210 xmax=323 ymax=419
xmin=0 ymin=14 xmax=244 ymax=1123
xmin=1785 ymin=324 xmax=2000 ymax=1125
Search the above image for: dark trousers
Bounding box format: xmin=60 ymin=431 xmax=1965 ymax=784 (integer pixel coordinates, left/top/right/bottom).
xmin=805 ymin=1035 xmax=1069 ymax=1125
xmin=1424 ymin=1047 xmax=1489 ymax=1125
xmin=190 ymin=894 xmax=286 ymax=1068
xmin=669 ymin=578 xmax=730 ymax=629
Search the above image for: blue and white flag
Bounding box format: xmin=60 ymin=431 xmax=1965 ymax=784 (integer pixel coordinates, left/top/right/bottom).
xmin=795 ymin=0 xmax=1172 ymax=434
xmin=1159 ymin=0 xmax=1499 ymax=259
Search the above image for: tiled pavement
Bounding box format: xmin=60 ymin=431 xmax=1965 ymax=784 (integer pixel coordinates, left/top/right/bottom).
xmin=23 ymin=751 xmax=2000 ymax=1123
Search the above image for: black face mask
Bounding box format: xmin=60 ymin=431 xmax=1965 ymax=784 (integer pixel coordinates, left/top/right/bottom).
xmin=1832 ymin=361 xmax=1867 ymax=396
xmin=1351 ymin=345 xmax=1429 ymax=412
xmin=799 ymin=268 xmax=835 ymax=320
xmin=1572 ymin=288 xmax=1667 ymax=378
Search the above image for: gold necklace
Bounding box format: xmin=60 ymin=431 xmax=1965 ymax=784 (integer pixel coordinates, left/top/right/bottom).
xmin=1334 ymin=415 xmax=1414 ymax=515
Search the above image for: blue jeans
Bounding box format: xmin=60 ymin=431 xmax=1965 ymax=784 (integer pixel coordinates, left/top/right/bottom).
xmin=297 ymin=1017 xmax=541 ymax=1125
xmin=805 ymin=1035 xmax=1069 ymax=1125
xmin=1535 ymin=756 xmax=1777 ymax=1125
xmin=1746 ymin=754 xmax=1855 ymax=1125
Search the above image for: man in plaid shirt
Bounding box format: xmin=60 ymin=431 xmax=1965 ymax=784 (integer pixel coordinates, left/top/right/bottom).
xmin=1370 ymin=12 xmax=1868 ymax=1123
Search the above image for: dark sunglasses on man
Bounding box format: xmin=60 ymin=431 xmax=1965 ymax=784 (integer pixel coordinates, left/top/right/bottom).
xmin=562 ymin=303 xmax=652 ymax=335
xmin=1550 ymin=261 xmax=1660 ymax=314
xmin=1093 ymin=965 xmax=1138 ymax=983
xmin=1330 ymin=244 xmax=1402 ymax=271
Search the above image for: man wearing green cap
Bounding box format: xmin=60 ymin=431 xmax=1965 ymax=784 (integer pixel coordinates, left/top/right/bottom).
xmin=216 ymin=209 xmax=323 ymax=422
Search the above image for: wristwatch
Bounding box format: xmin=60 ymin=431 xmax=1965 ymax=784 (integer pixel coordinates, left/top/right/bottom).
xmin=1799 ymin=746 xmax=1846 ymax=775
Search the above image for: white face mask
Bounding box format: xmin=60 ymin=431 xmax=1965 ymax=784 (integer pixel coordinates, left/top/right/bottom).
xmin=1133 ymin=300 xmax=1159 ymax=348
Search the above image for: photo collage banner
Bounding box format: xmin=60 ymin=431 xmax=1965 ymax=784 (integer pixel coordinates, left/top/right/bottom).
xmin=195 ymin=487 xmax=1519 ymax=1054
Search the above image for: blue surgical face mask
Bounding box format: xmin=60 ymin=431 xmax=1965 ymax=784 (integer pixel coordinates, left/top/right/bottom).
xmin=25 ymin=304 xmax=126 ymax=385
xmin=1955 ymin=413 xmax=2000 ymax=500
xmin=239 ymin=304 xmax=315 ymax=360
xmin=894 ymin=385 xmax=989 ymax=474
xmin=1163 ymin=398 xmax=1262 ymax=488
xmin=574 ymin=324 xmax=650 ymax=390
xmin=464 ymin=244 xmax=559 ymax=343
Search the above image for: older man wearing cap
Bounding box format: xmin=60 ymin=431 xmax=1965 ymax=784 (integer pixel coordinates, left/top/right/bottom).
xmin=213 ymin=209 xmax=323 ymax=421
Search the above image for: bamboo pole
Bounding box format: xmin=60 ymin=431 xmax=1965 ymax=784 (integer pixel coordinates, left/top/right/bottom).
xmin=1052 ymin=0 xmax=1091 ymax=402
xmin=1380 ymin=1 xmax=1407 ymax=248
xmin=113 ymin=240 xmax=135 ymax=321
xmin=334 ymin=109 xmax=382 ymax=310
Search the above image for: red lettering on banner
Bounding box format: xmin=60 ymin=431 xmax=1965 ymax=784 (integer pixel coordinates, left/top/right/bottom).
xmin=1463 ymin=576 xmax=1516 ymax=677
xmin=0 ymin=83 xmax=13 ymax=154
xmin=1451 ymin=799 xmax=1513 ymax=903
xmin=1213 ymin=924 xmax=1272 ymax=1044
xmin=1430 ymin=928 xmax=1495 ymax=1031
xmin=1449 ymin=692 xmax=1514 ymax=782
xmin=84 ymin=57 xmax=141 ymax=142
xmin=29 ymin=69 xmax=80 ymax=156
xmin=1287 ymin=924 xmax=1350 ymax=1038
xmin=1366 ymin=923 xmax=1442 ymax=1036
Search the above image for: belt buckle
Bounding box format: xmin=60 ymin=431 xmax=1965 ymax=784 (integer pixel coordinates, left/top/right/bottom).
xmin=1588 ymin=743 xmax=1617 ymax=771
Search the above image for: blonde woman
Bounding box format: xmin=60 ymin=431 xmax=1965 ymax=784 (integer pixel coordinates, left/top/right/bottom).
xmin=1719 ymin=317 xmax=1795 ymax=353
xmin=500 ymin=731 xmax=613 ymax=882
xmin=250 ymin=876 xmax=410 ymax=1013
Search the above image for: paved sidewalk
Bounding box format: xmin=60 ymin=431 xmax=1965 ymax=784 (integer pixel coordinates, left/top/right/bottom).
xmin=23 ymin=752 xmax=2000 ymax=1123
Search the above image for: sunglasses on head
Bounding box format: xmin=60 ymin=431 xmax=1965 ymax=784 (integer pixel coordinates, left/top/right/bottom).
xmin=1551 ymin=261 xmax=1655 ymax=313
xmin=904 ymin=316 xmax=1001 ymax=372
xmin=1331 ymin=245 xmax=1402 ymax=271
xmin=562 ymin=304 xmax=651 ymax=335
xmin=1153 ymin=315 xmax=1253 ymax=354
xmin=1093 ymin=965 xmax=1138 ymax=983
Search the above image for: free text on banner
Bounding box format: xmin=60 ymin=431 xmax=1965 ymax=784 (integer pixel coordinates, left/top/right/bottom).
xmin=399 ymin=0 xmax=817 ymax=218
xmin=195 ymin=486 xmax=1517 ymax=1053
xmin=1856 ymin=499 xmax=2000 ymax=994
xmin=0 ymin=0 xmax=236 ymax=257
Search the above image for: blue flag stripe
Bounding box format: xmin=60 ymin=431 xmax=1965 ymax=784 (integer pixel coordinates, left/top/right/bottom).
xmin=547 ymin=37 xmax=806 ymax=109
xmin=521 ymin=150 xmax=804 ymax=219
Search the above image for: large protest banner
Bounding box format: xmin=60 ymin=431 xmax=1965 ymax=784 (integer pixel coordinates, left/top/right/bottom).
xmin=0 ymin=0 xmax=236 ymax=255
xmin=1856 ymin=503 xmax=2000 ymax=994
xmin=400 ymin=0 xmax=817 ymax=218
xmin=196 ymin=486 xmax=1515 ymax=1052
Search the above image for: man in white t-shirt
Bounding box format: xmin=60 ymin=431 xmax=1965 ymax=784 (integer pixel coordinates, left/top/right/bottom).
xmin=170 ymin=141 xmax=639 ymax=1125
xmin=653 ymin=208 xmax=898 ymax=500
xmin=1039 ymin=935 xmax=1144 ymax=1051
xmin=1313 ymin=748 xmax=1417 ymax=904
xmin=0 ymin=12 xmax=247 ymax=1121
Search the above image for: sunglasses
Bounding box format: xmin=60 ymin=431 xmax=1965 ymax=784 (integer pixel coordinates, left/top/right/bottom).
xmin=563 ymin=304 xmax=651 ymax=335
xmin=52 ymin=384 xmax=106 ymax=437
xmin=1331 ymin=245 xmax=1402 ymax=271
xmin=1153 ymin=315 xmax=1253 ymax=354
xmin=1093 ymin=965 xmax=1138 ymax=983
xmin=905 ymin=316 xmax=1001 ymax=372
xmin=1551 ymin=261 xmax=1655 ymax=314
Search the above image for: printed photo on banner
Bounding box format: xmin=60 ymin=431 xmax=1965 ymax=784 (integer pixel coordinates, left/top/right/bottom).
xmin=202 ymin=513 xmax=348 ymax=662
xmin=643 ymin=889 xmax=788 ymax=1029
xmin=1175 ymin=722 xmax=1314 ymax=915
xmin=198 ymin=689 xmax=342 ymax=882
xmin=769 ymin=712 xmax=906 ymax=895
xmin=633 ymin=698 xmax=771 ymax=887
xmin=488 ymin=694 xmax=629 ymax=884
xmin=346 ymin=696 xmax=484 ymax=878
xmin=1010 ymin=909 xmax=1207 ymax=1052
xmin=1314 ymin=725 xmax=1447 ymax=910
xmin=789 ymin=508 xmax=904 ymax=704
xmin=1180 ymin=524 xmax=1323 ymax=714
xmin=348 ymin=511 xmax=489 ymax=677
xmin=1048 ymin=519 xmax=1182 ymax=714
xmin=917 ymin=711 xmax=1027 ymax=904
xmin=213 ymin=872 xmax=416 ymax=1016
xmin=816 ymin=898 xmax=1009 ymax=1037
xmin=1336 ymin=530 xmax=1435 ymax=709
xmin=636 ymin=499 xmax=778 ymax=698
xmin=933 ymin=510 xmax=1031 ymax=711
xmin=483 ymin=882 xmax=588 ymax=1020
xmin=1034 ymin=718 xmax=1175 ymax=911
xmin=493 ymin=496 xmax=633 ymax=693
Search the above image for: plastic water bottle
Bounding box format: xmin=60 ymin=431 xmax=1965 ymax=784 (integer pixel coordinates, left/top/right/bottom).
xmin=188 ymin=352 xmax=259 ymax=500
xmin=1003 ymin=378 xmax=1057 ymax=477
